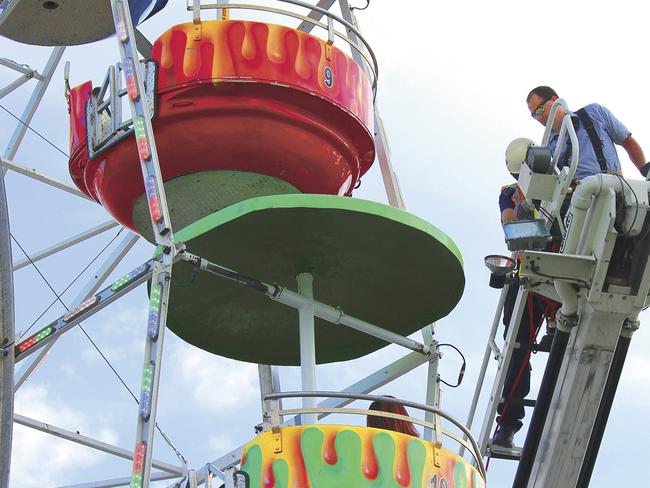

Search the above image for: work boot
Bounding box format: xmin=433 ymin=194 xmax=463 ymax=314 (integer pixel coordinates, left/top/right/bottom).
xmin=491 ymin=424 xmax=517 ymax=449
xmin=537 ymin=332 xmax=554 ymax=352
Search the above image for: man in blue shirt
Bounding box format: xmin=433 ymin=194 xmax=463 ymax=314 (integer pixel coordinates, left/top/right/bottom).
xmin=526 ymin=86 xmax=647 ymax=179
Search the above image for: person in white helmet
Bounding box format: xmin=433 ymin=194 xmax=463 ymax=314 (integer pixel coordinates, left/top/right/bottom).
xmin=491 ymin=139 xmax=560 ymax=449
xmin=526 ymin=85 xmax=649 ymax=179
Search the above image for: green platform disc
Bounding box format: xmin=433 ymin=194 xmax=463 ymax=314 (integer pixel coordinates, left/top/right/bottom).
xmin=162 ymin=194 xmax=464 ymax=365
xmin=133 ymin=170 xmax=299 ymax=240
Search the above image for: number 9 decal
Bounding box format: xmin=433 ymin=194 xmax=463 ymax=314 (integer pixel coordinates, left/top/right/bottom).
xmin=324 ymin=66 xmax=334 ymax=88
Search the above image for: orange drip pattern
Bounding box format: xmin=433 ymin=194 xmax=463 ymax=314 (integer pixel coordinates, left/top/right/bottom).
xmin=322 ymin=429 xmax=338 ymax=465
xmin=151 ymin=20 xmax=372 ymax=128
xmin=394 ymin=434 xmax=411 ymax=487
xmin=361 ymin=431 xmax=379 ymax=480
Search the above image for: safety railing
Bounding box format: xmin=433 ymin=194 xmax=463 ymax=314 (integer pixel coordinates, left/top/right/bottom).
xmin=539 ymin=98 xmax=579 ymax=234
xmin=261 ymin=391 xmax=487 ymax=480
xmin=84 ymin=59 xmax=157 ymax=158
xmin=186 ymin=0 xmax=379 ymax=97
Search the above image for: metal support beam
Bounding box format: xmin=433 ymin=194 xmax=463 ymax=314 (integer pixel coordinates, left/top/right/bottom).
xmin=0 ymin=58 xmax=42 ymax=79
xmin=528 ymin=305 xmax=627 ymax=486
xmin=337 ymin=0 xmax=405 ymax=209
xmin=0 ymin=150 xmax=15 ymax=488
xmin=2 ymin=47 xmax=65 ymax=162
xmin=15 ymin=255 xmax=154 ymax=363
xmin=57 ymin=471 xmax=178 ymax=488
xmin=297 ymin=272 xmax=317 ymax=425
xmin=0 ymin=74 xmax=33 ymax=101
xmin=131 ymin=260 xmax=173 ymax=488
xmin=258 ymin=364 xmax=281 ymax=423
xmin=189 ymin=254 xmax=429 ymax=355
xmin=13 ymin=414 xmax=184 ymax=476
xmin=14 ymin=233 xmax=139 ymax=389
xmin=296 ymin=0 xmax=336 ymax=32
xmin=12 ymin=221 xmax=120 ymax=271
xmin=0 ymin=157 xmax=93 ymax=201
xmin=423 ymin=352 xmax=440 ymax=443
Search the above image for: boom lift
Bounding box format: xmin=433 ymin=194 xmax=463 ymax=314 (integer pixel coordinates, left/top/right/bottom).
xmin=468 ymin=99 xmax=650 ymax=487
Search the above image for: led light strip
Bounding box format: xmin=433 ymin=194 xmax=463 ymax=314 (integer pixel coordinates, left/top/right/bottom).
xmin=147 ymin=282 xmax=162 ymax=340
xmin=131 ymin=441 xmax=147 ymax=488
xmin=62 ymin=295 xmax=99 ymax=322
xmin=139 ymin=362 xmax=155 ymax=420
xmin=15 ymin=324 xmax=56 ymax=354
xmin=111 ymin=262 xmax=150 ymax=292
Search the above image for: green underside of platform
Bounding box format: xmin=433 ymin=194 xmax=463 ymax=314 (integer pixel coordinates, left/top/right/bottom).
xmin=160 ymin=194 xmax=464 ymax=365
xmin=133 ymin=170 xmax=299 ymax=239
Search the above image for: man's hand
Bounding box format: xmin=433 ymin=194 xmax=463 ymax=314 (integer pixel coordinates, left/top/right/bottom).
xmin=515 ymin=200 xmax=536 ymax=220
xmin=640 ymin=162 xmax=650 ymax=178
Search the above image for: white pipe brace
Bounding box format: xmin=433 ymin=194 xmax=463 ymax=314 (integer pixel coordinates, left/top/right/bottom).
xmin=556 ymin=174 xmax=614 ymax=317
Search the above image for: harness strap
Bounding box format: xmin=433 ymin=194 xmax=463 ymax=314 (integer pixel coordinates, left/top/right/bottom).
xmin=575 ymin=108 xmax=608 ymax=172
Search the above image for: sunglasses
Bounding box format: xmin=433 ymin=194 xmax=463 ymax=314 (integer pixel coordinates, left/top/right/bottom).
xmin=531 ymin=97 xmax=553 ymax=119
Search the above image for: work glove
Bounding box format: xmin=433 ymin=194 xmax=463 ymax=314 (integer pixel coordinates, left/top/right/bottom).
xmin=640 ymin=162 xmax=650 ymax=178
xmin=514 ymin=200 xmax=535 ymax=220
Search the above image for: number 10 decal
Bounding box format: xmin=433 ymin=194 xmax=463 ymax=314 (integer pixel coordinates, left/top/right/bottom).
xmin=324 ymin=66 xmax=334 ymax=88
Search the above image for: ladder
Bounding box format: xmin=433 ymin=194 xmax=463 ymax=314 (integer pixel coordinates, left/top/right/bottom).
xmin=465 ymin=280 xmax=554 ymax=462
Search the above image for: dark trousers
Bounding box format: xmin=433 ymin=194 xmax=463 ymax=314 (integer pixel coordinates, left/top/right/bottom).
xmin=497 ymin=284 xmax=547 ymax=429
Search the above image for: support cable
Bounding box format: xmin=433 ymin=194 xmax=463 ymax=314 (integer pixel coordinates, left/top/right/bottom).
xmin=9 ymin=233 xmax=187 ymax=464
xmin=436 ymin=343 xmax=466 ymax=388
xmin=350 ymin=0 xmax=370 ymax=10
xmin=18 ymin=228 xmax=124 ymax=339
xmin=0 ymin=104 xmax=69 ymax=158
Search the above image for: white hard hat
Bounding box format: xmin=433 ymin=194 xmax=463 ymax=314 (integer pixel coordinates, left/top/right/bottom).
xmin=505 ymin=137 xmax=535 ymax=175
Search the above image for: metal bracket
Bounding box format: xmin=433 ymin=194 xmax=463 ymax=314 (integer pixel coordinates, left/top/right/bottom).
xmin=622 ymin=317 xmax=641 ymax=338
xmin=271 ymin=429 xmax=282 ymax=454
xmin=325 ymin=16 xmax=334 ymax=61
xmin=269 ymin=399 xmax=283 ymax=453
xmin=556 ymin=310 xmax=579 ymax=333
xmin=521 ymin=251 xmax=596 ymax=286
xmin=432 ymin=446 xmax=441 ymax=467
xmin=192 ymin=0 xmax=202 ymax=40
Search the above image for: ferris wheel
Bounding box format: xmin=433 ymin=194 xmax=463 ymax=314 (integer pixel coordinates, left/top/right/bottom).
xmin=0 ymin=2 xmax=481 ymax=487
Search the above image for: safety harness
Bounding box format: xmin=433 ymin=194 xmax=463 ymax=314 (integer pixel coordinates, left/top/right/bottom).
xmin=558 ymin=107 xmax=621 ymax=174
xmin=575 ymin=108 xmax=608 ymax=172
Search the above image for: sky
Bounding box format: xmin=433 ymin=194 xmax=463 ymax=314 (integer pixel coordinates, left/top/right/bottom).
xmin=1 ymin=0 xmax=650 ymax=487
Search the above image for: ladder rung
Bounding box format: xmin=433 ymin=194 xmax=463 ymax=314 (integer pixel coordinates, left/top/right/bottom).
xmin=488 ymin=444 xmax=523 ymax=460
xmin=500 ymin=397 xmax=536 ymax=408
xmin=514 ymin=336 xmax=554 ymax=353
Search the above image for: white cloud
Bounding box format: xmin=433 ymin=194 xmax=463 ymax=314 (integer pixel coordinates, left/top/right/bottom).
xmin=208 ymin=434 xmax=234 ymax=453
xmin=168 ymin=342 xmax=259 ymax=411
xmin=11 ymin=385 xmax=120 ymax=488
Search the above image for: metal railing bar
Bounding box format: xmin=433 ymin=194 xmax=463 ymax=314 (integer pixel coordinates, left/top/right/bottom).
xmin=0 ymin=58 xmax=42 ymax=79
xmin=0 ymin=157 xmax=93 ymax=201
xmin=264 ymin=391 xmax=486 ymax=478
xmin=12 ymin=221 xmax=119 ymax=271
xmin=277 ymin=407 xmax=482 ymax=469
xmin=188 ymin=1 xmax=378 ymax=93
xmin=14 ymin=413 xmax=184 ymax=475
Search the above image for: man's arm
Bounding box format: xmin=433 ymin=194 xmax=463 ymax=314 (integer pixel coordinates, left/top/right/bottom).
xmin=622 ymin=135 xmax=646 ymax=171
